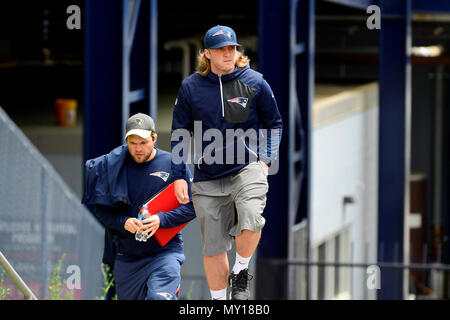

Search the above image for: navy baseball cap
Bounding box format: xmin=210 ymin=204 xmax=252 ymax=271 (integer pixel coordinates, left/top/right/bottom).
xmin=204 ymin=25 xmax=241 ymax=49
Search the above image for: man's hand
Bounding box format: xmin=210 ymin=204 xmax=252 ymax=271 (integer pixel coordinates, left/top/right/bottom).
xmin=141 ymin=215 xmax=160 ymax=239
xmin=124 ymin=217 xmax=143 ymax=234
xmin=174 ymin=179 xmax=190 ymax=204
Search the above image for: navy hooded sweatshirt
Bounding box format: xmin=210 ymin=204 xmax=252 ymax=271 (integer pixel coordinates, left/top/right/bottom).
xmin=171 ymin=64 xmax=283 ymax=182
xmin=82 ymin=145 xmax=195 ymax=260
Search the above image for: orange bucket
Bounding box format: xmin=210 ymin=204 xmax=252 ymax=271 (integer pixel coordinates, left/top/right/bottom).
xmin=55 ymin=98 xmax=77 ymax=127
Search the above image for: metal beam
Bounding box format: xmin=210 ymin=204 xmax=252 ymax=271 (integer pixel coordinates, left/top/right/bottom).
xmin=377 ymin=0 xmax=412 ymax=300
xmin=323 ymin=0 xmax=450 ymax=15
xmin=148 ymin=0 xmax=158 ymax=120
xmin=287 ymin=0 xmax=314 ymax=300
xmin=322 ymin=0 xmax=377 ymax=10
xmin=257 ymin=0 xmax=290 ymax=299
xmin=84 ymin=0 xmax=123 ymax=162
xmin=412 ymin=0 xmax=450 ymax=13
xmin=121 ymin=0 xmax=158 ymax=138
xmin=122 ymin=0 xmax=142 ymax=139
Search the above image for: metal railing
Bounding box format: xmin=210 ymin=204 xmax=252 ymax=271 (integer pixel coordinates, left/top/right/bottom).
xmin=0 ymin=251 xmax=37 ymax=300
xmin=285 ymin=258 xmax=450 ymax=300
xmin=286 ymin=220 xmax=450 ymax=300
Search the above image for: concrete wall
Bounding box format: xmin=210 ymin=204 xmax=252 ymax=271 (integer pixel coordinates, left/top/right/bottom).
xmin=310 ymin=82 xmax=379 ymax=299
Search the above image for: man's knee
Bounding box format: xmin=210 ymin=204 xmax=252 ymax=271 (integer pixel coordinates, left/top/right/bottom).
xmin=145 ymin=261 xmax=182 ymax=300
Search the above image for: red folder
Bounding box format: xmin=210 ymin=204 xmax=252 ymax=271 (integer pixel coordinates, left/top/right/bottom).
xmin=141 ymin=182 xmax=189 ymax=246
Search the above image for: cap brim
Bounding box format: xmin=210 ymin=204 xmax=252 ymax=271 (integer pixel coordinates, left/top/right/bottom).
xmin=125 ymin=129 xmax=151 ymax=140
xmin=208 ymin=41 xmax=241 ymax=49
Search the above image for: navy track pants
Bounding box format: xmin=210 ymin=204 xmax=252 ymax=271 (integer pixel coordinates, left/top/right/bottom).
xmin=113 ymin=250 xmax=185 ymax=300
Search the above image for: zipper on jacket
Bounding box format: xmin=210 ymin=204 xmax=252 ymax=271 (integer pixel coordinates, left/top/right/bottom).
xmin=197 ymin=155 xmax=203 ymax=170
xmin=241 ymin=137 xmax=258 ymax=159
xmin=218 ymin=74 xmax=224 ymax=117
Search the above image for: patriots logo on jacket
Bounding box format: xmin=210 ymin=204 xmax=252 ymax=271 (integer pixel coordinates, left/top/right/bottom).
xmin=150 ymin=171 xmax=170 ymax=182
xmin=227 ymin=97 xmax=249 ymax=108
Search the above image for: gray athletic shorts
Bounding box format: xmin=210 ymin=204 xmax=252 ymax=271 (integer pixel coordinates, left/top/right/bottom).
xmin=191 ymin=161 xmax=269 ymax=256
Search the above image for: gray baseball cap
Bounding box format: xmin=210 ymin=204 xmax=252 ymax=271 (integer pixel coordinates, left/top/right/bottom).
xmin=124 ymin=113 xmax=156 ymax=140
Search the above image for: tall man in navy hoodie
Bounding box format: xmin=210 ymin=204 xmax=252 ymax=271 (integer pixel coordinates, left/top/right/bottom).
xmin=83 ymin=113 xmax=196 ymax=300
xmin=171 ymin=25 xmax=283 ymax=300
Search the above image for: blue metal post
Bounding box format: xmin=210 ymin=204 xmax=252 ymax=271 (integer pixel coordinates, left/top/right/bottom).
xmin=149 ymin=0 xmax=158 ymax=120
xmin=378 ymin=0 xmax=412 ymax=300
xmin=287 ymin=0 xmax=314 ymax=300
xmin=122 ymin=0 xmax=142 ymax=139
xmin=121 ymin=0 xmax=158 ymax=137
xmin=258 ymin=0 xmax=314 ymax=299
xmin=84 ymin=0 xmax=123 ymax=161
xmin=257 ymin=0 xmax=290 ymax=299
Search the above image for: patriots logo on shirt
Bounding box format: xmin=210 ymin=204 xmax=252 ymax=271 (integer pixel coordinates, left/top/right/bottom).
xmin=150 ymin=171 xmax=170 ymax=182
xmin=227 ymin=97 xmax=249 ymax=108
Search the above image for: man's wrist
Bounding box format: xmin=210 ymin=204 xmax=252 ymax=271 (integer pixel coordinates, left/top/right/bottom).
xmin=155 ymin=212 xmax=165 ymax=228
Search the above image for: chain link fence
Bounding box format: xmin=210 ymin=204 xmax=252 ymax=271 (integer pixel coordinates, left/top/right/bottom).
xmin=0 ymin=107 xmax=104 ymax=299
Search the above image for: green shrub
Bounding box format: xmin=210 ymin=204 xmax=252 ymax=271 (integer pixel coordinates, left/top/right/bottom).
xmin=0 ymin=269 xmax=11 ymax=300
xmin=46 ymin=253 xmax=73 ymax=300
xmin=95 ymin=263 xmax=117 ymax=300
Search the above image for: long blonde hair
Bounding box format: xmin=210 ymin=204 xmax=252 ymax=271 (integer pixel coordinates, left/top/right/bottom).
xmin=196 ymin=49 xmax=250 ymax=76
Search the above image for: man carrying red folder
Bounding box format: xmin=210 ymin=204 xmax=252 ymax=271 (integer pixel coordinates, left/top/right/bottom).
xmin=83 ymin=113 xmax=196 ymax=300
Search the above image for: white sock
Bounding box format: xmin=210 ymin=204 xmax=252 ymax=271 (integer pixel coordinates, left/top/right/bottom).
xmin=210 ymin=288 xmax=227 ymax=300
xmin=232 ymin=252 xmax=251 ymax=274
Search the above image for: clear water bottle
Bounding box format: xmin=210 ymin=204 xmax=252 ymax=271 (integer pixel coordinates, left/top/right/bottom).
xmin=135 ymin=205 xmax=150 ymax=242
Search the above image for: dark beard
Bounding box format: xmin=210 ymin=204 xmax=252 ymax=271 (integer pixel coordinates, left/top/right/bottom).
xmin=131 ymin=149 xmax=153 ymax=163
